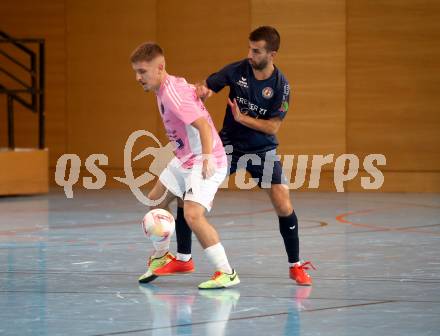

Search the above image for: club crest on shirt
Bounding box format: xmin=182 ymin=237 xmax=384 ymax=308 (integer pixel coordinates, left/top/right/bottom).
xmin=262 ymin=87 xmax=274 ymax=99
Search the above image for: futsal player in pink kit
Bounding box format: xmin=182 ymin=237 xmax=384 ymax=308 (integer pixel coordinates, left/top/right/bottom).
xmin=131 ymin=42 xmax=239 ymax=289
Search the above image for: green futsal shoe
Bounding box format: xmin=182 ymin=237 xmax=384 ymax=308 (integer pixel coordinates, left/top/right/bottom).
xmin=198 ymin=269 xmax=240 ymax=289
xmin=138 ymin=252 xmax=174 ymax=284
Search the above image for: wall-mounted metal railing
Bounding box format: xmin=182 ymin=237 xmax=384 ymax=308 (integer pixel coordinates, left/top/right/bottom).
xmin=0 ymin=31 xmax=45 ymax=149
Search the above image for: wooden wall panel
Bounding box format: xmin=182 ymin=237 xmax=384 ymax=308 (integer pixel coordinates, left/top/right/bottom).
xmin=66 ymin=0 xmax=158 ymax=170
xmin=0 ymin=95 xmax=6 ymax=146
xmin=0 ymin=0 xmax=66 ymax=166
xmin=347 ymin=0 xmax=440 ymax=173
xmin=2 ymin=0 xmax=439 ymax=192
xmin=347 ymin=172 xmax=440 ymax=193
xmin=252 ymin=0 xmax=346 ymax=157
xmin=0 ymin=149 xmax=48 ymax=195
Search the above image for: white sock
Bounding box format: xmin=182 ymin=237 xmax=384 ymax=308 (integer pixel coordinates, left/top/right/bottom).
xmin=289 ymin=261 xmax=301 ymax=268
xmin=204 ymin=242 xmax=232 ymax=274
xmin=176 ymin=253 xmax=192 ymax=262
xmin=152 ymin=239 xmax=170 ymax=258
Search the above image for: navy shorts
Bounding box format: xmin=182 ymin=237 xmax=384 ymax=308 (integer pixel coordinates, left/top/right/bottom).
xmin=227 ymin=149 xmax=287 ymax=188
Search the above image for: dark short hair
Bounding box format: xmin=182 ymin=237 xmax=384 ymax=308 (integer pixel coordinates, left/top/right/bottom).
xmin=249 ymin=26 xmax=280 ymax=52
xmin=130 ymin=42 xmax=164 ymax=63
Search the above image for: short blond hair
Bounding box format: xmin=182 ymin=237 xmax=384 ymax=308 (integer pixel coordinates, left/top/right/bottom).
xmin=130 ymin=42 xmax=164 ymax=63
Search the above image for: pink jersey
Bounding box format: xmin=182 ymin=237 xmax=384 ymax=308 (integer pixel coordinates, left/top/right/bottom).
xmin=156 ymin=75 xmax=227 ymax=169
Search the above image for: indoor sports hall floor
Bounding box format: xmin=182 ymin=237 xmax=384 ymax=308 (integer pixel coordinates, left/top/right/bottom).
xmin=1 ymin=189 xmax=439 ymax=336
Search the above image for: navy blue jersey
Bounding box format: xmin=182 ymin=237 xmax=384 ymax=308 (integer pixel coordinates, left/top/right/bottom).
xmin=206 ymin=59 xmax=290 ymax=153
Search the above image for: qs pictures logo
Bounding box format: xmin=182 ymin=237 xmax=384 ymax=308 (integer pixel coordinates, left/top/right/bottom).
xmin=55 ymin=130 xmax=174 ymax=206
xmin=55 ymin=130 xmax=387 ymax=205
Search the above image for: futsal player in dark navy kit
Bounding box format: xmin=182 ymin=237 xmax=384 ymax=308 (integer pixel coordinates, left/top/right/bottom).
xmin=154 ymin=26 xmax=315 ymax=286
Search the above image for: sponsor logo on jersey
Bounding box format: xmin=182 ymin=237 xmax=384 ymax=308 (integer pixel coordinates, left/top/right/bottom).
xmin=237 ymin=77 xmax=248 ymax=88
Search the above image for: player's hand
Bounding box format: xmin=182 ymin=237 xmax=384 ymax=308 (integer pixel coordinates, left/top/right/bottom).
xmin=195 ymin=83 xmax=212 ymax=101
xmin=201 ymin=154 xmax=215 ymax=179
xmin=228 ymin=98 xmax=243 ymax=123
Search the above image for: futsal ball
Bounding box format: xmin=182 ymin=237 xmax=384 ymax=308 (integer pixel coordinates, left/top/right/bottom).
xmin=142 ymin=209 xmax=175 ymax=242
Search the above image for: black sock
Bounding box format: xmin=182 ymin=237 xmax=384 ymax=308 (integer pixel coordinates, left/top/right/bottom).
xmin=278 ymin=211 xmax=299 ymax=263
xmin=176 ymin=207 xmax=192 ymax=254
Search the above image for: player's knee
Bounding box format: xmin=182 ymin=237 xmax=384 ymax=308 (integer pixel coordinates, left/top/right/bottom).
xmin=146 ymin=191 xmax=165 ymax=211
xmin=275 ymin=201 xmax=293 ymax=217
xmin=183 ymin=207 xmax=203 ymax=226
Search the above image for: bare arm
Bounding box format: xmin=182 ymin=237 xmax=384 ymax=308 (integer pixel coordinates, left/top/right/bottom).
xmin=191 ymin=117 xmax=215 ymax=179
xmin=228 ymin=98 xmax=282 ymax=135
xmin=195 ymin=81 xmax=213 ymax=102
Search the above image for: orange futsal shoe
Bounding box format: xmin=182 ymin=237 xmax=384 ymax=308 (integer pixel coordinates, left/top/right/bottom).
xmin=289 ymin=261 xmax=316 ymax=286
xmin=153 ymin=257 xmax=195 ymax=276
